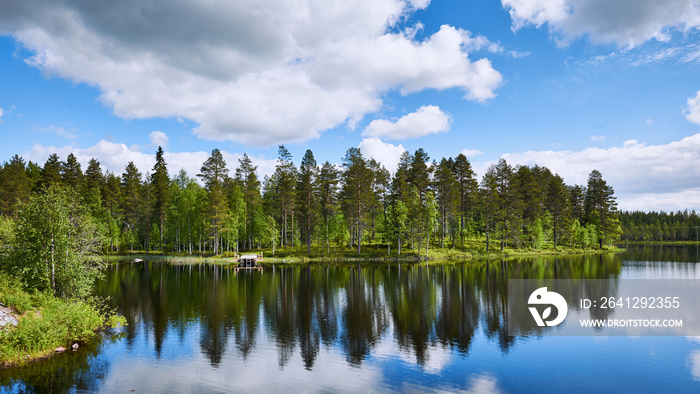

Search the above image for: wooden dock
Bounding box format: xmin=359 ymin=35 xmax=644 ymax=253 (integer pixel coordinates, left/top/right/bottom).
xmin=234 ymin=254 xmax=263 ymax=271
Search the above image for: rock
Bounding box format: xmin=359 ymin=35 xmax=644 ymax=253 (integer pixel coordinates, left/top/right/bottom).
xmin=72 ymin=343 xmax=79 ymax=351
xmin=55 ymin=347 xmax=66 ymax=353
xmin=0 ymin=305 xmax=19 ymax=328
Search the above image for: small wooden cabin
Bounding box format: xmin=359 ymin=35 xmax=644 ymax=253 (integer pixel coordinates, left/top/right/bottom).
xmin=237 ymin=254 xmax=259 ymax=268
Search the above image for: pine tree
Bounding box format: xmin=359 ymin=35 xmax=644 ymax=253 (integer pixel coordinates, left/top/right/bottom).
xmin=492 ymin=159 xmax=520 ymax=250
xmin=296 ymin=149 xmax=318 ymax=254
xmin=84 ymin=158 xmax=105 ymax=211
xmin=341 ymin=147 xmax=373 ymax=254
xmin=408 ymin=148 xmax=431 ymax=200
xmin=434 ymin=158 xmax=458 ymax=248
xmin=569 ymin=184 xmax=586 ymax=223
xmin=61 ymin=153 xmax=84 ymax=191
xmin=274 ymin=145 xmax=296 ymax=249
xmin=317 ymin=161 xmax=339 ymax=253
xmin=451 ymin=154 xmax=478 ymax=246
xmin=198 ymin=149 xmax=230 ymax=255
xmin=151 ymin=146 xmax=170 ymax=251
xmin=584 ymin=170 xmax=620 ymax=248
xmin=0 ymin=155 xmax=31 ymax=217
xmin=236 ymin=153 xmax=261 ymax=250
xmin=39 ymin=154 xmax=62 ymax=189
xmin=121 ymin=162 xmax=142 ymax=251
xmin=367 ymin=158 xmax=387 ymax=244
xmin=26 ymin=161 xmax=42 ymax=192
xmin=85 ymin=158 xmax=104 ymax=192
xmin=480 ymin=167 xmax=499 ymax=252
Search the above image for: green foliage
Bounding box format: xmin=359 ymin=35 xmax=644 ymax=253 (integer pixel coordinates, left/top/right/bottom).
xmin=0 ymin=271 xmax=32 ymax=313
xmin=6 ymin=186 xmax=105 ymax=299
xmin=618 ymin=210 xmax=700 ymax=242
xmin=0 ymin=215 xmax=14 ymax=254
xmin=0 ymin=146 xmax=627 ymax=259
xmin=529 ymin=218 xmax=544 ymax=250
xmin=0 ymin=155 xmax=31 ymax=217
xmin=0 ymin=271 xmax=126 ymax=366
xmin=0 ymin=294 xmax=104 ymax=365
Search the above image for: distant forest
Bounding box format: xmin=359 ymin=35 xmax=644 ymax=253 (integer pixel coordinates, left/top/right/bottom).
xmin=619 ymin=210 xmax=700 ymax=242
xmin=0 ymin=145 xmax=626 ymax=255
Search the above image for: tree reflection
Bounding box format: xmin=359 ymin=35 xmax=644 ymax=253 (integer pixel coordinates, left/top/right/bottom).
xmin=340 ymin=266 xmax=389 ymax=365
xmin=93 ymin=253 xmax=623 ymax=374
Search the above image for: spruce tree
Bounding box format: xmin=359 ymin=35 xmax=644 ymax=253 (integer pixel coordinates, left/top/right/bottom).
xmin=39 ymin=153 xmax=62 ymax=189
xmin=0 ymin=155 xmax=31 ymax=217
xmin=151 ymin=146 xmax=170 ymax=251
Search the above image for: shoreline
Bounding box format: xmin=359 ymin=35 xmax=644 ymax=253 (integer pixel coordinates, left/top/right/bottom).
xmin=0 ymin=280 xmax=125 ymax=369
xmin=101 ymin=247 xmax=626 ymax=265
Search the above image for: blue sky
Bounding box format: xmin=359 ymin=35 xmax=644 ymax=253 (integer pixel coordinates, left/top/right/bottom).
xmin=1 ymin=0 xmax=700 ymax=211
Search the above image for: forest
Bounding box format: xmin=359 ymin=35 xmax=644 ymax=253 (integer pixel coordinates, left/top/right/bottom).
xmin=0 ymin=145 xmax=623 ymax=257
xmin=619 ymin=210 xmax=700 ymax=242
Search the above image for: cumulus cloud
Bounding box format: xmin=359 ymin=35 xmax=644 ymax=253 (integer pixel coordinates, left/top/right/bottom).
xmin=358 ymin=138 xmax=406 ymax=174
xmin=362 ymin=105 xmax=451 ymax=140
xmin=589 ymin=135 xmax=605 ymax=141
xmin=497 ymin=134 xmax=700 ymax=211
xmin=28 ymin=140 xmax=277 ymax=181
xmin=502 ymin=0 xmax=700 ymax=47
xmin=460 ymin=148 xmax=484 ymax=157
xmin=686 ymin=90 xmax=700 ymax=125
xmin=0 ymin=1 xmax=502 ymax=146
xmin=149 ymin=131 xmax=169 ymax=148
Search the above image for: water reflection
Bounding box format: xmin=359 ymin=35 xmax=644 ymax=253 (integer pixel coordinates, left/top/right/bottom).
xmin=94 ymin=253 xmax=622 ymax=370
xmin=11 ymin=247 xmax=700 ymax=393
xmin=0 ymin=335 xmax=115 ymax=392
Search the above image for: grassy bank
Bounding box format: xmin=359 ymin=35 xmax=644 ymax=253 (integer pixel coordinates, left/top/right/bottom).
xmin=103 ymin=239 xmax=624 ymax=265
xmin=0 ymin=273 xmax=125 ymax=368
xmin=620 ymin=241 xmax=700 ymax=245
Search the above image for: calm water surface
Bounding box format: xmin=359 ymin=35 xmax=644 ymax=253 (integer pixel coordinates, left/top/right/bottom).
xmin=2 ymin=245 xmax=700 ymax=393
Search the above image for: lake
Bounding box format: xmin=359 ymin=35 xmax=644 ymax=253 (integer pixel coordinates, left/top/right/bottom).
xmin=2 ymin=245 xmax=700 ymax=393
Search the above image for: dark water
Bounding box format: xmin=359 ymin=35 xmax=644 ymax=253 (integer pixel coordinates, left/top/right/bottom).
xmin=2 ymin=245 xmax=700 ymax=393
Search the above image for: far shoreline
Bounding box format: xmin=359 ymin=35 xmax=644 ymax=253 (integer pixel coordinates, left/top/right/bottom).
xmin=101 ymin=247 xmax=627 ymax=266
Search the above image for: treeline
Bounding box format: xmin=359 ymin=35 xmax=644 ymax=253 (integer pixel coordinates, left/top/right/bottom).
xmin=0 ymin=145 xmax=621 ymax=255
xmin=619 ymin=210 xmax=700 ymax=242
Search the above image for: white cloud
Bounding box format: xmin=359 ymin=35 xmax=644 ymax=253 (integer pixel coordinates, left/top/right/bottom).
xmin=464 ymin=374 xmax=502 ymax=394
xmin=27 ymin=140 xmax=277 ymax=181
xmin=0 ymin=1 xmax=502 ymax=147
xmin=34 ymin=125 xmax=78 ymax=139
xmin=362 ymin=105 xmax=451 ymax=140
xmin=358 ymin=138 xmax=406 ymax=174
xmin=149 ymin=131 xmax=169 ymax=148
xmin=460 ymin=148 xmax=484 ymax=157
xmin=692 ymin=349 xmax=700 ymax=381
xmin=495 ymin=134 xmax=700 ymax=211
xmin=0 ymin=107 xmax=3 ymax=124
xmin=502 ymin=0 xmax=700 ymax=48
xmin=589 ymin=135 xmax=605 ymax=141
xmin=686 ymin=90 xmax=700 ymax=125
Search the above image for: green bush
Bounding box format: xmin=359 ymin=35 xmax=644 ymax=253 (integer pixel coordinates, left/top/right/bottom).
xmin=0 ymin=271 xmax=33 ymax=313
xmin=0 ymin=281 xmax=111 ymax=366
